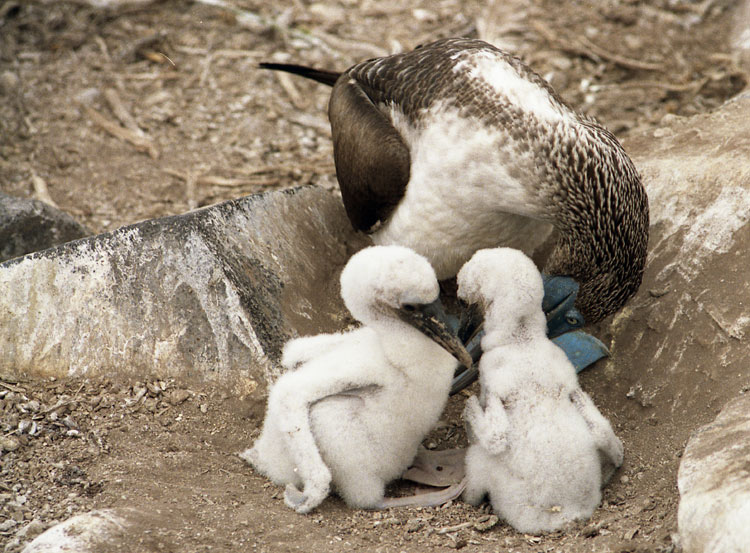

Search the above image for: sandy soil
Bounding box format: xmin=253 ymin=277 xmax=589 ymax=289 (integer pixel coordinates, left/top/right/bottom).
xmin=1 ymin=0 xmax=748 ymax=551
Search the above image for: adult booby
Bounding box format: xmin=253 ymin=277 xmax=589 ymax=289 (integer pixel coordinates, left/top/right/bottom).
xmin=457 ymin=248 xmax=624 ymax=533
xmin=241 ymin=245 xmax=471 ymax=513
xmin=260 ymin=37 xmax=649 ymax=380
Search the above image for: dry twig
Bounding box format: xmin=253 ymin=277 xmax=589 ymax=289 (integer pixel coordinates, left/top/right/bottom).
xmin=162 ymin=168 xmax=278 ymax=189
xmin=86 ymin=107 xmax=159 ymax=159
xmin=437 ymin=521 xmax=474 ymax=534
xmin=104 ymin=88 xmax=144 ymax=136
xmin=31 ymin=171 xmax=57 ymax=207
xmin=532 ymin=21 xmax=662 ymax=72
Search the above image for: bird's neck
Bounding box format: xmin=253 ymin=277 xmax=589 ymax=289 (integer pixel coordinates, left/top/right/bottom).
xmin=374 ymin=320 xmax=456 ymax=378
xmin=541 ymin=125 xmax=649 ymax=321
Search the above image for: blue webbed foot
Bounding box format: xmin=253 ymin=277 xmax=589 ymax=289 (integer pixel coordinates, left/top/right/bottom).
xmin=449 ymin=274 xmax=609 ymax=395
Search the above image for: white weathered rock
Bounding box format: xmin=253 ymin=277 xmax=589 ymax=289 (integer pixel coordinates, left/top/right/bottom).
xmin=597 ymin=95 xmax=750 ymax=429
xmin=677 ymin=393 xmax=750 ymax=553
xmin=0 ymin=186 xmax=367 ymax=387
xmin=20 ymin=510 xmax=128 ymax=553
xmin=731 ymin=0 xmax=750 ymax=68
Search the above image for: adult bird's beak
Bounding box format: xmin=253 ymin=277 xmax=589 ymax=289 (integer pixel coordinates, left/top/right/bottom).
xmin=397 ymin=298 xmax=474 ymax=369
xmin=542 ymin=274 xmax=610 ymax=372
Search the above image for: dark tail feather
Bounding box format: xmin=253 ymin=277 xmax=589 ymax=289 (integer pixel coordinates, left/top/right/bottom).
xmin=258 ymin=62 xmax=341 ymax=87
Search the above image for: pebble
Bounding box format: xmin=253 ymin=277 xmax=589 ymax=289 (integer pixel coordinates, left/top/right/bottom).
xmin=405 ymin=518 xmax=424 ymax=532
xmin=16 ymin=518 xmax=45 ymax=539
xmin=372 ymin=517 xmax=400 ymax=528
xmin=0 ymin=70 xmax=19 ymax=95
xmin=75 ymin=87 xmax=101 ymax=105
xmin=0 ymin=436 xmax=20 ymax=452
xmin=0 ymin=519 xmax=17 ymax=532
xmin=23 ymin=400 xmax=40 ymax=413
xmin=167 ymin=389 xmax=191 ymax=406
xmin=623 ymin=34 xmax=643 ymax=50
xmin=448 ymin=537 xmax=467 ymax=549
xmin=653 ymin=127 xmax=674 ymax=138
xmin=581 ymin=522 xmax=602 ymax=538
xmin=548 ymin=56 xmax=573 ymax=71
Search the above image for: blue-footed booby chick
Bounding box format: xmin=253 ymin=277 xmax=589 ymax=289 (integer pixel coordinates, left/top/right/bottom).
xmin=457 ymin=248 xmax=624 ymax=534
xmin=259 ymin=38 xmax=649 ymax=381
xmin=240 ymin=245 xmax=472 ymax=514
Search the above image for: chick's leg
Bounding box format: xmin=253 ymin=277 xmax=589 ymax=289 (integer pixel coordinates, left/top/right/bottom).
xmin=272 ymin=380 xmax=333 ymax=513
xmin=463 ymin=394 xmax=509 ymax=455
xmin=569 ymin=388 xmax=624 ymax=479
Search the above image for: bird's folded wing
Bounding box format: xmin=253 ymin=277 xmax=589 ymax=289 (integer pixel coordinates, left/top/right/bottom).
xmin=328 ymin=76 xmax=411 ymax=232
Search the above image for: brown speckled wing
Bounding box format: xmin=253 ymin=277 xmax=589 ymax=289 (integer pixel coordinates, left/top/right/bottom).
xmin=328 ymin=76 xmax=411 ymax=232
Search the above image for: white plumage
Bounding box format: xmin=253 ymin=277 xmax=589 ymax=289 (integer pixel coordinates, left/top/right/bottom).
xmin=240 ymin=245 xmax=467 ymax=513
xmin=377 ymin=103 xmax=552 ymax=280
xmin=457 ymin=248 xmax=624 ymax=534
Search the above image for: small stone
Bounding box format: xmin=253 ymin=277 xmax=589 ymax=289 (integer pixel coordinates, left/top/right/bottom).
xmin=405 ymin=518 xmax=424 ymax=532
xmin=620 ymin=475 xmax=630 ymax=484
xmin=653 ymin=127 xmax=674 ymax=138
xmin=199 ymin=403 xmax=208 ymax=414
xmin=0 ymin=436 xmax=20 ymax=452
xmin=582 ymin=523 xmax=600 ymax=538
xmin=448 ymin=538 xmax=467 ymax=549
xmin=641 ymin=497 xmax=657 ymax=512
xmin=24 ymin=400 xmax=40 ymax=413
xmin=75 ymin=87 xmax=100 ymax=105
xmin=16 ymin=518 xmax=46 ymax=539
xmin=623 ymin=527 xmax=639 ymax=540
xmin=548 ymin=56 xmax=573 ymax=71
xmin=166 ymin=389 xmax=191 ymax=406
xmin=623 ymin=34 xmax=643 ymax=50
xmin=412 ymin=8 xmax=438 ymax=22
xmin=473 ymin=514 xmax=499 ymax=532
xmin=62 ymin=415 xmax=78 ymax=429
xmin=649 ymin=286 xmax=670 ymax=298
xmin=0 ymin=70 xmax=19 ymax=95
xmin=131 ymin=386 xmax=147 ymax=404
xmin=0 ymin=519 xmax=17 ymax=532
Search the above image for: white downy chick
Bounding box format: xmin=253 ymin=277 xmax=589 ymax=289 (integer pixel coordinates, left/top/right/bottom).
xmin=241 ymin=245 xmax=471 ymax=514
xmin=457 ymin=247 xmax=624 ymax=534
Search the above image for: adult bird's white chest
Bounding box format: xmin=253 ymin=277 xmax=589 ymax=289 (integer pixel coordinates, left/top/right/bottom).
xmin=372 ymin=104 xmax=553 ymax=279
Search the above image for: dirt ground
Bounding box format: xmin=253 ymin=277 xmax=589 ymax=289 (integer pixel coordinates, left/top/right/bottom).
xmin=1 ymin=0 xmax=748 ymax=551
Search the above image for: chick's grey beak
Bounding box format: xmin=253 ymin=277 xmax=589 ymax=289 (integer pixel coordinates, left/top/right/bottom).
xmin=397 ymin=299 xmax=473 ymax=369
